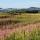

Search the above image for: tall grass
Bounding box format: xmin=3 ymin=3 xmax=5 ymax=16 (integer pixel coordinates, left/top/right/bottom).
xmin=0 ymin=13 xmax=40 ymax=24
xmin=0 ymin=13 xmax=40 ymax=40
xmin=5 ymin=28 xmax=40 ymax=40
xmin=12 ymin=14 xmax=40 ymax=24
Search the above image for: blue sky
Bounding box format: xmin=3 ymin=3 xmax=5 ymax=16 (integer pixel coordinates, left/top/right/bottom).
xmin=0 ymin=0 xmax=40 ymax=8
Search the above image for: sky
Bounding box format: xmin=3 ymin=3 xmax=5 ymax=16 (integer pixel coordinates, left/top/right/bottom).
xmin=0 ymin=0 xmax=40 ymax=8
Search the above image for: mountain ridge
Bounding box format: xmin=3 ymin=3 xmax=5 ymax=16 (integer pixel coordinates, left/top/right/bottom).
xmin=0 ymin=7 xmax=40 ymax=12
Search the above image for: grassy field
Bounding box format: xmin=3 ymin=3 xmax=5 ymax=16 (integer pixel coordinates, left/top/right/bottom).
xmin=0 ymin=13 xmax=40 ymax=24
xmin=0 ymin=13 xmax=40 ymax=40
xmin=5 ymin=28 xmax=40 ymax=40
xmin=11 ymin=13 xmax=40 ymax=24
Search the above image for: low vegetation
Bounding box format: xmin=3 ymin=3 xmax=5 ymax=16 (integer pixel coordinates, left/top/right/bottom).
xmin=5 ymin=28 xmax=40 ymax=40
xmin=0 ymin=13 xmax=40 ymax=40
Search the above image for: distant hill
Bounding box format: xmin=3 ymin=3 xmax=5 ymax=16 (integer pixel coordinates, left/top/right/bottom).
xmin=27 ymin=7 xmax=40 ymax=11
xmin=0 ymin=7 xmax=40 ymax=13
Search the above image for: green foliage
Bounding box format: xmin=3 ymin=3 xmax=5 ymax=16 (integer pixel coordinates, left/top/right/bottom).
xmin=7 ymin=9 xmax=39 ymax=14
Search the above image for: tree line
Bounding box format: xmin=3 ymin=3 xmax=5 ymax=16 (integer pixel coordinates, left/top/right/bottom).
xmin=7 ymin=9 xmax=40 ymax=15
